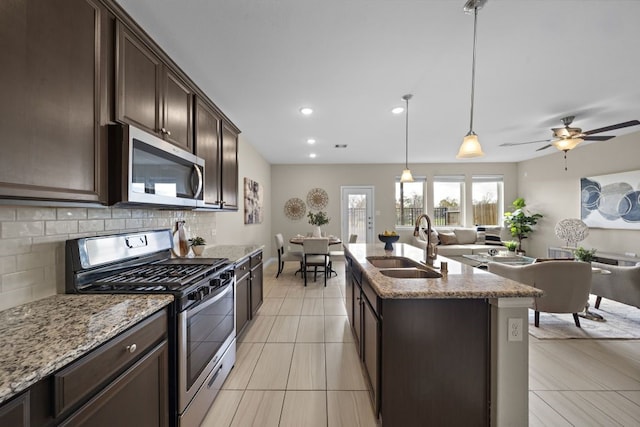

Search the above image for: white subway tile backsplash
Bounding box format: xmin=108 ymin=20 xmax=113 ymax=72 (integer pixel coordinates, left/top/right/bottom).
xmin=2 ymin=221 xmax=44 ymax=238
xmin=88 ymin=208 xmax=112 ymax=219
xmin=16 ymin=251 xmax=55 ymax=271
xmin=56 ymin=208 xmax=88 ymax=220
xmin=45 ymin=220 xmax=78 ymax=235
xmin=0 ymin=256 xmax=16 ymax=275
xmin=78 ymin=220 xmax=105 ymax=233
xmin=2 ymin=268 xmax=45 ymax=291
xmin=104 ymin=219 xmax=126 ymax=230
xmin=17 ymin=207 xmax=56 ymax=220
xmin=0 ymin=205 xmax=217 ymax=310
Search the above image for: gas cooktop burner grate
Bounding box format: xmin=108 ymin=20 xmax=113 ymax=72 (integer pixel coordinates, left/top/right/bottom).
xmin=94 ymin=263 xmax=214 ymax=288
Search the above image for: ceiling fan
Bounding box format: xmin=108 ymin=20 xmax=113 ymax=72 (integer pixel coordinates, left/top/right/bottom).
xmin=499 ymin=115 xmax=640 ymax=170
xmin=500 ymin=115 xmax=640 ymax=153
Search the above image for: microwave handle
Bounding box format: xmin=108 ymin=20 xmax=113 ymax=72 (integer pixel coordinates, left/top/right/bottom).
xmin=192 ymin=165 xmax=203 ymax=199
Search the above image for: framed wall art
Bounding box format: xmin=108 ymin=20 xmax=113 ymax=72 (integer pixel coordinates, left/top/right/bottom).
xmin=244 ymin=177 xmax=263 ymax=224
xmin=581 ymin=169 xmax=640 ymax=230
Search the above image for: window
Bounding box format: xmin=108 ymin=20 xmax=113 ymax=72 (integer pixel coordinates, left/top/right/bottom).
xmin=433 ymin=176 xmax=464 ymax=226
xmin=395 ymin=177 xmax=425 ymax=226
xmin=472 ymin=175 xmax=503 ymax=226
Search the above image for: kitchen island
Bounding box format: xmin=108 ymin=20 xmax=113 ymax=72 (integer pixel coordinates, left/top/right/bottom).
xmin=344 ymin=243 xmax=542 ymax=427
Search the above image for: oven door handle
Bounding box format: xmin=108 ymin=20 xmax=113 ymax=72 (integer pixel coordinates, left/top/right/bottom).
xmin=185 ymin=280 xmax=233 ymax=317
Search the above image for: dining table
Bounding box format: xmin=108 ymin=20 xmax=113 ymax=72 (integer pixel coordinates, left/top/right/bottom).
xmin=289 ymin=235 xmax=343 ymax=277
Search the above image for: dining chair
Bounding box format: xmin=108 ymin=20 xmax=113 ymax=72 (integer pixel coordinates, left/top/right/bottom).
xmin=302 ymin=237 xmax=330 ymax=286
xmin=328 ymin=234 xmax=357 ymax=276
xmin=274 ymin=233 xmax=303 ymax=278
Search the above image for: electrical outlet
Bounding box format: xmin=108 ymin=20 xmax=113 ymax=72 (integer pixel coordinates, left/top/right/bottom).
xmin=508 ymin=318 xmax=523 ymax=342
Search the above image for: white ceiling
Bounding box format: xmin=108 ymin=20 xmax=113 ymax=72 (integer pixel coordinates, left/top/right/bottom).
xmin=116 ymin=0 xmax=640 ymax=165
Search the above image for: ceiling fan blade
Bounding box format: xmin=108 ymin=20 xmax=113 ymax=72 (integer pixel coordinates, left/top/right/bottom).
xmin=499 ymin=139 xmax=552 ymax=147
xmin=583 ymin=135 xmax=615 ymax=141
xmin=583 ymin=120 xmax=640 ymax=135
xmin=536 ymin=144 xmax=553 ymax=152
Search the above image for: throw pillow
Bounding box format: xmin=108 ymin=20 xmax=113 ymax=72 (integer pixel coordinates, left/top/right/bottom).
xmin=475 ymin=226 xmax=486 ymax=244
xmin=453 ymin=228 xmax=478 ymax=245
xmin=438 ymin=232 xmax=458 ymax=245
xmin=484 ymin=226 xmax=503 ymax=246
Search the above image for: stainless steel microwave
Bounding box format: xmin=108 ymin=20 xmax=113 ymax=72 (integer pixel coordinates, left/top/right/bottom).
xmin=109 ymin=124 xmax=205 ymax=208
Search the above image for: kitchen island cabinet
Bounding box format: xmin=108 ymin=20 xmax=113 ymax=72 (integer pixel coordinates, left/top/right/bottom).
xmin=0 ymin=0 xmax=110 ymax=204
xmin=344 ymin=243 xmax=542 ymax=427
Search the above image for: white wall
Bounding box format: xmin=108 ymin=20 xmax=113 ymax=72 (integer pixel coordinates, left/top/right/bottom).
xmin=516 ymin=131 xmax=640 ymax=258
xmin=271 ymin=162 xmax=518 ymax=247
xmin=215 ymin=134 xmax=272 ymax=252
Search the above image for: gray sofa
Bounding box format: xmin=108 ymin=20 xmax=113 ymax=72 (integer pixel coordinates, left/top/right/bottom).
xmin=591 ymin=261 xmax=640 ymax=309
xmin=411 ymin=226 xmax=511 ymax=257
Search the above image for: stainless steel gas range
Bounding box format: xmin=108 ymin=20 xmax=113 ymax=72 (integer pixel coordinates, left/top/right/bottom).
xmin=66 ymin=229 xmax=236 ymax=427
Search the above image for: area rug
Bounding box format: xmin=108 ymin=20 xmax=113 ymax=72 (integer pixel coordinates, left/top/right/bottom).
xmin=528 ymin=295 xmax=640 ymax=340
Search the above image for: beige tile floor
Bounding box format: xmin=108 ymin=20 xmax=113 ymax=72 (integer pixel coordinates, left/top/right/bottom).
xmin=202 ymin=260 xmax=640 ymax=427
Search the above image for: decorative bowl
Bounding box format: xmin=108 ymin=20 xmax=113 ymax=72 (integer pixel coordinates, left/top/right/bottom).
xmin=378 ymin=234 xmax=400 ymax=251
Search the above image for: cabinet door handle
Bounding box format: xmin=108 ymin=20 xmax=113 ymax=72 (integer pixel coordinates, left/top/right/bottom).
xmin=160 ymin=127 xmax=171 ymax=136
xmin=126 ymin=344 xmax=137 ymax=353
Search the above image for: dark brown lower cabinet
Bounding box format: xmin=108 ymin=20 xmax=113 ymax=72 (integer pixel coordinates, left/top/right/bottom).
xmin=236 ymin=269 xmax=251 ymax=336
xmin=0 ymin=391 xmax=29 ymax=427
xmin=59 ymin=341 xmax=169 ymax=427
xmin=250 ymin=258 xmax=263 ymax=316
xmin=362 ymin=298 xmax=379 ymax=413
xmin=0 ymin=308 xmax=169 ymax=427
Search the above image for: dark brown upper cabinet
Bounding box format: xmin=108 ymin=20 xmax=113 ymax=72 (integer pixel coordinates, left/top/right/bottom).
xmin=0 ymin=0 xmax=110 ymax=204
xmin=194 ymin=98 xmax=222 ymax=208
xmin=220 ymin=121 xmax=239 ymax=210
xmin=194 ymin=98 xmax=239 ymax=210
xmin=116 ymin=23 xmax=193 ymax=151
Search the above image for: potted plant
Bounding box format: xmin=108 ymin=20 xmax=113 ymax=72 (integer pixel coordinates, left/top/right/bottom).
xmin=573 ymin=246 xmax=597 ymax=263
xmin=503 ymin=197 xmax=543 ymax=254
xmin=307 ymin=211 xmax=330 ymax=237
xmin=504 ymin=240 xmax=518 ymax=252
xmin=190 ymin=236 xmax=206 ymax=256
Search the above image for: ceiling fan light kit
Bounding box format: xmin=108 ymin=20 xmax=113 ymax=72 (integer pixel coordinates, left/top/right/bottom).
xmin=400 ymin=94 xmax=414 ymax=183
xmin=457 ymin=0 xmax=486 ymax=159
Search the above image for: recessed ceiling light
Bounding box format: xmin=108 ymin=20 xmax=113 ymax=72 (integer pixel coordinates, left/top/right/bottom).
xmin=300 ymin=107 xmax=313 ymax=115
xmin=309 ymin=153 xmax=316 ymax=158
xmin=307 ymin=138 xmax=316 ymax=144
xmin=392 ymin=107 xmax=405 ymax=115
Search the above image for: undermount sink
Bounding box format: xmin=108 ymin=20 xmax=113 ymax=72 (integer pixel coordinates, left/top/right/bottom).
xmin=366 ymin=256 xmax=421 ymax=269
xmin=379 ymin=268 xmax=443 ymax=279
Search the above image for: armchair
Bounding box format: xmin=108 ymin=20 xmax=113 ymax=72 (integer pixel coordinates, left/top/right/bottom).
xmin=488 ymin=260 xmax=592 ymax=328
xmin=274 ymin=233 xmax=303 ymax=278
xmin=591 ymin=261 xmax=640 ymax=309
xmin=302 ymin=238 xmax=331 ymax=286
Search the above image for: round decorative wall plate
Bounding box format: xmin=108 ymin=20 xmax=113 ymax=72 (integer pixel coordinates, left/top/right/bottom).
xmin=307 ymin=188 xmax=329 ymax=210
xmin=284 ymin=197 xmax=306 ymax=220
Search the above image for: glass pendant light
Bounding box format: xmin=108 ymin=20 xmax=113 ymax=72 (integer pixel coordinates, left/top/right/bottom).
xmin=400 ymin=94 xmax=414 ymax=183
xmin=457 ymin=0 xmax=487 ymax=159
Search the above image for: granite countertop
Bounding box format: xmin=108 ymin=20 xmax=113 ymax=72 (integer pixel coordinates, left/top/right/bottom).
xmin=0 ymin=294 xmax=174 ymax=405
xmin=202 ymin=244 xmax=264 ymax=264
xmin=346 ymin=243 xmax=543 ymax=300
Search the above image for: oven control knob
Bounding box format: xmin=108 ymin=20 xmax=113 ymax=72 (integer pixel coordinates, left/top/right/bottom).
xmin=199 ymin=286 xmax=210 ymax=298
xmin=211 ymin=278 xmax=221 ymax=288
xmin=220 ymin=271 xmax=232 ymax=280
xmin=188 ymin=291 xmax=201 ymax=301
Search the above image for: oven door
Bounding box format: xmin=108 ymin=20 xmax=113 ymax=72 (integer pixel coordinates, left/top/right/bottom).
xmin=177 ymin=279 xmax=235 ymax=413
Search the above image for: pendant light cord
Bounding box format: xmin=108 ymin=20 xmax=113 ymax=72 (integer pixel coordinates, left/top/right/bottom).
xmin=405 ymin=96 xmax=410 ymax=168
xmin=469 ymin=6 xmax=478 ymax=133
